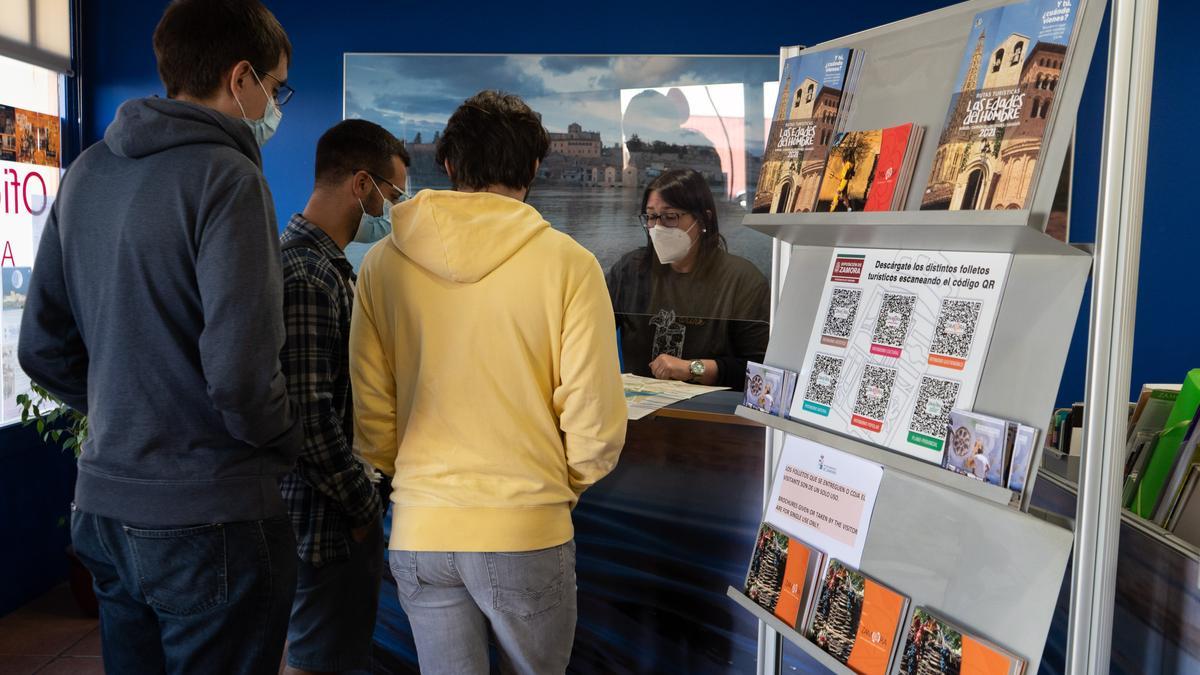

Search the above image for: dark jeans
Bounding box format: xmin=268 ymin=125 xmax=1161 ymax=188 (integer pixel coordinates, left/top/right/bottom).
xmin=286 ymin=520 xmax=385 ymax=672
xmin=70 ymin=508 xmax=297 ymax=675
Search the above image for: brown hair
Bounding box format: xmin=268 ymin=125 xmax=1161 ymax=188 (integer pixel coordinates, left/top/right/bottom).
xmin=153 ymin=0 xmax=292 ymax=99
xmin=435 ymin=91 xmax=549 ymax=191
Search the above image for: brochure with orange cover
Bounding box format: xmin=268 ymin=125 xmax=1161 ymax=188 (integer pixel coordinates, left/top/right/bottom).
xmin=899 ymin=607 xmax=1026 ymax=675
xmin=806 ymin=559 xmax=909 ymax=675
xmin=743 ymin=522 xmax=823 ymax=628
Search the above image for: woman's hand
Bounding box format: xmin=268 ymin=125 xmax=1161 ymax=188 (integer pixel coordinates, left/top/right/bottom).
xmin=649 ymin=354 xmax=691 ymax=381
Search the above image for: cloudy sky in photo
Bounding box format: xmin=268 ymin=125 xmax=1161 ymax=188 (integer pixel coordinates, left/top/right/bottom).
xmin=344 ymin=54 xmax=778 ymax=149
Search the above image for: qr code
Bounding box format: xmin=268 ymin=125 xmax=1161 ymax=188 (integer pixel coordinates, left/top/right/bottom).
xmin=804 ymin=354 xmax=844 ymax=405
xmin=908 ymin=376 xmax=962 ymax=437
xmin=929 ymin=298 xmax=983 ymax=358
xmin=821 ymin=288 xmax=862 ymax=339
xmin=871 ymin=293 xmax=916 ymax=347
xmin=852 ymin=364 xmax=897 ymax=421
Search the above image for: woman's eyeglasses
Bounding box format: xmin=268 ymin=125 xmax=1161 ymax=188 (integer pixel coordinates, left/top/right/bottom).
xmin=637 ymin=211 xmax=689 ymax=228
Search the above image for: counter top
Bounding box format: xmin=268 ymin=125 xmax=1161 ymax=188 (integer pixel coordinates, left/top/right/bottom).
xmin=647 ymin=390 xmax=762 ymax=427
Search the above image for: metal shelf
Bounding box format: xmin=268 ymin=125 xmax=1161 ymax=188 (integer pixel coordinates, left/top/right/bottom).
xmin=743 ymin=0 xmax=1126 ymax=668
xmin=726 ymin=587 xmax=856 ymax=675
xmin=737 ymin=405 xmax=1015 ymax=506
xmin=1039 ymin=470 xmax=1200 ymax=563
xmin=741 ymin=211 xmax=1088 ymax=256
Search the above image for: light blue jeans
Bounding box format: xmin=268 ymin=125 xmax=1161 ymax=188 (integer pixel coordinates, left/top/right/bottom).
xmin=389 ymin=541 xmax=577 ymax=675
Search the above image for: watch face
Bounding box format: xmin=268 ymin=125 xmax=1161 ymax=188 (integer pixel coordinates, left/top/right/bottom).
xmin=690 ymin=360 xmax=704 ymax=376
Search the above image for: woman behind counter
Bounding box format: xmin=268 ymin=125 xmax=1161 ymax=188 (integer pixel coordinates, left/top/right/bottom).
xmin=606 ymin=169 xmax=770 ymax=391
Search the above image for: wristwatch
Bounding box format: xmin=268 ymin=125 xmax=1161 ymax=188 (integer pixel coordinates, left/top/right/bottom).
xmin=688 ymin=360 xmax=706 ymax=382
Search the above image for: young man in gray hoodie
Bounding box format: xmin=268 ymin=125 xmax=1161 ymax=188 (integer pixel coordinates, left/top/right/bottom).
xmin=18 ymin=1 xmax=301 ymax=673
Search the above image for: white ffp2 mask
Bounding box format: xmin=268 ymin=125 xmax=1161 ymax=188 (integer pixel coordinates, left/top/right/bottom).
xmin=649 ymin=223 xmax=696 ymax=264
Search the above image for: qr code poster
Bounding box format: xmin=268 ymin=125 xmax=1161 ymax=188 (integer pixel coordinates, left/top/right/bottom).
xmin=869 ymin=293 xmax=916 ymax=357
xmin=800 ymin=353 xmax=845 ymax=416
xmin=820 ymin=287 xmax=862 ymax=348
xmin=788 ymin=248 xmax=1011 ymax=463
xmin=907 ymin=376 xmax=962 ymax=459
xmin=850 ymin=364 xmax=897 ymax=433
xmin=928 ymin=298 xmax=983 ymax=370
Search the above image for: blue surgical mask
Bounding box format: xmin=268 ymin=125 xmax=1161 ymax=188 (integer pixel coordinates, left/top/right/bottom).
xmin=354 ymin=176 xmax=394 ymax=244
xmin=233 ymin=68 xmax=282 ymax=147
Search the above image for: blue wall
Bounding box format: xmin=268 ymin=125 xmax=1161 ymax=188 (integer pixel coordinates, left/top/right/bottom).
xmin=5 ymin=0 xmax=1195 ymax=616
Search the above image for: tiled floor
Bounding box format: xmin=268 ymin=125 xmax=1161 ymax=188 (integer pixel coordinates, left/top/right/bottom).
xmin=0 ymin=584 xmax=102 ymax=674
xmin=0 ymin=587 xmax=304 ymax=675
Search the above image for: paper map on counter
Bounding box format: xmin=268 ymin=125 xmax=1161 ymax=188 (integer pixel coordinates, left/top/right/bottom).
xmin=623 ymin=373 xmax=728 ymax=420
xmin=788 ymin=248 xmax=1012 ymax=464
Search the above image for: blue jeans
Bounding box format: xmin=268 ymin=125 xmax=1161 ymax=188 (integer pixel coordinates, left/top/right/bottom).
xmin=70 ymin=508 xmax=297 ymax=675
xmin=389 ymin=541 xmax=577 ymax=675
xmin=286 ymin=520 xmax=385 ymax=672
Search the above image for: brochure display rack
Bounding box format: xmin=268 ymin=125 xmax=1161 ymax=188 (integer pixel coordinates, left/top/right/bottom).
xmin=722 ymin=0 xmax=1152 ymax=672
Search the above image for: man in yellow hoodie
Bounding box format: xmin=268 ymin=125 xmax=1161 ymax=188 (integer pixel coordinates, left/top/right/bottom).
xmin=349 ymin=90 xmax=627 ymax=675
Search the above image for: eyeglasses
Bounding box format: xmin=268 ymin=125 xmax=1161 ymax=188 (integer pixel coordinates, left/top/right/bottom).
xmin=256 ymin=69 xmax=295 ymax=107
xmin=637 ymin=211 xmax=690 ymax=228
xmin=368 ymin=172 xmax=410 ymax=203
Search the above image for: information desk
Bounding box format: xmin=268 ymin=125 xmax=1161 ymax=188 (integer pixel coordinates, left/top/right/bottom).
xmin=370 ymin=395 xmax=1196 ymax=674
xmin=371 ymin=391 xmax=776 ymax=674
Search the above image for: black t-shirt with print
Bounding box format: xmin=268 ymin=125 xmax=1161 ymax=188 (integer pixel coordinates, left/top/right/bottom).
xmin=606 ymin=247 xmax=770 ymax=391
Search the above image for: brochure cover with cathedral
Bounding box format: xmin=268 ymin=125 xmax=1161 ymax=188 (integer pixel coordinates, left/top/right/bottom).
xmin=753 ymin=48 xmax=857 ymax=214
xmin=921 ymin=0 xmax=1081 ymax=211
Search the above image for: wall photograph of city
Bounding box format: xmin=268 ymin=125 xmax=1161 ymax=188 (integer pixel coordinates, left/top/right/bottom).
xmin=344 ymin=54 xmax=779 ymax=274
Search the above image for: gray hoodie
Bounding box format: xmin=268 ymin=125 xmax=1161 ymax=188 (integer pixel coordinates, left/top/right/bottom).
xmin=19 ymin=97 xmax=301 ymax=526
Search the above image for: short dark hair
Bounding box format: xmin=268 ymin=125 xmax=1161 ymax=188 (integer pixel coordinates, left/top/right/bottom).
xmin=314 ymin=119 xmax=410 ymax=187
xmin=640 ymin=169 xmax=727 ymax=272
xmin=435 ymin=91 xmax=549 ymax=191
xmin=153 ymin=0 xmax=292 ymax=99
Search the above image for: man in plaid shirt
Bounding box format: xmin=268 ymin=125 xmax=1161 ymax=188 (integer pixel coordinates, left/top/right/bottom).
xmin=279 ymin=120 xmax=409 ymax=675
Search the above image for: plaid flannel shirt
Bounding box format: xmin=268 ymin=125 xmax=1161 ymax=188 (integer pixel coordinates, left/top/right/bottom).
xmin=279 ymin=214 xmax=381 ymax=567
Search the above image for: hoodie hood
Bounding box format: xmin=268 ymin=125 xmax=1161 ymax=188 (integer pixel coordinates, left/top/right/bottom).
xmin=104 ymin=97 xmax=261 ymax=167
xmin=389 ymin=190 xmax=549 ymax=283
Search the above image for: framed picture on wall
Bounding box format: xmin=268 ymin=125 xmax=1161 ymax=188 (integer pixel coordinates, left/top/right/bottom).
xmin=342 ymin=53 xmax=779 ymax=274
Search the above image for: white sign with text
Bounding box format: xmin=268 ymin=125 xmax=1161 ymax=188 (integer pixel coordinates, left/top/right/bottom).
xmin=765 ymin=434 xmax=884 ymax=567
xmin=788 ymin=248 xmax=1012 ymax=464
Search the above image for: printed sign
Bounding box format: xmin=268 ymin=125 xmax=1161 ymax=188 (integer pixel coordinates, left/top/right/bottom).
xmin=765 ymin=434 xmax=884 ymax=567
xmin=789 ymin=248 xmax=1011 ymax=463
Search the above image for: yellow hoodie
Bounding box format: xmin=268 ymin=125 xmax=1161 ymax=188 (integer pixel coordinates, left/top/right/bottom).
xmin=350 ymin=190 xmax=627 ymax=552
